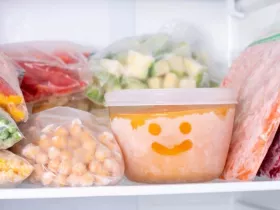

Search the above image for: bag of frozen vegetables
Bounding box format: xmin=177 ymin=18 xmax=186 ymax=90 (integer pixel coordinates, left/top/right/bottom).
xmin=0 ymin=150 xmax=33 ymax=187
xmin=86 ymin=21 xmax=220 ymax=105
xmin=0 ymin=53 xmax=28 ymax=122
xmin=0 ymin=41 xmax=91 ymax=103
xmin=0 ymin=108 xmax=23 ymax=149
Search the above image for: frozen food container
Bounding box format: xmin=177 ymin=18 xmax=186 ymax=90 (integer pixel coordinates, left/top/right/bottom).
xmin=105 ymin=88 xmax=237 ymax=183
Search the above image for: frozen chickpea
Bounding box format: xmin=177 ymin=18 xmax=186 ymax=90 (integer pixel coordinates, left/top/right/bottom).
xmin=95 ymin=146 xmax=111 ymax=162
xmin=41 ymin=172 xmax=55 ymax=186
xmin=83 ymin=149 xmax=94 ymax=164
xmin=82 ymin=138 xmax=97 ymax=153
xmin=67 ymin=174 xmax=81 ymax=187
xmin=35 ymin=152 xmax=48 ymax=165
xmin=39 ymin=134 xmax=51 ymax=151
xmin=54 ymin=126 xmax=69 ymax=137
xmin=73 ymin=148 xmax=88 ymax=163
xmin=53 ymin=174 xmax=67 ymax=187
xmin=48 ymin=158 xmax=61 ymax=173
xmin=89 ymin=160 xmax=99 ymax=174
xmin=22 ymin=144 xmax=40 ymax=161
xmin=72 ymin=162 xmax=87 ymax=176
xmin=30 ymin=164 xmax=44 ymax=183
xmin=69 ymin=120 xmax=82 ymax=137
xmin=60 ymin=150 xmax=72 ymax=161
xmin=96 ymin=164 xmax=110 ymax=177
xmin=98 ymin=132 xmax=114 ymax=143
xmin=52 ymin=136 xmax=67 ymax=149
xmin=68 ymin=137 xmax=81 ymax=150
xmin=48 ymin=146 xmax=61 ymax=160
xmin=103 ymin=158 xmax=119 ymax=173
xmin=80 ymin=172 xmax=94 ymax=187
xmin=59 ymin=160 xmax=72 ymax=176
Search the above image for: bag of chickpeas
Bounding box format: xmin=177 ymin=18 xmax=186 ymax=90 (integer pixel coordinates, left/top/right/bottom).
xmin=12 ymin=107 xmax=124 ymax=187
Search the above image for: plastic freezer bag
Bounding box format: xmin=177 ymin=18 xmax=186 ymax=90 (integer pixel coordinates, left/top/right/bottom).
xmin=0 ymin=41 xmax=91 ymax=103
xmin=13 ymin=107 xmax=124 ymax=187
xmin=0 ymin=53 xmax=28 ymax=122
xmin=0 ymin=108 xmax=23 ymax=149
xmin=30 ymin=92 xmax=102 ymax=114
xmin=221 ymin=33 xmax=280 ymax=181
xmin=0 ymin=150 xmax=33 ymax=187
xmin=86 ymin=21 xmax=219 ymax=106
xmin=259 ymin=127 xmax=280 ymax=179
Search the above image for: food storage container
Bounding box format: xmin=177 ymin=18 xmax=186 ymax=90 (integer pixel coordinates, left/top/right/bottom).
xmin=105 ymin=88 xmax=237 ymax=183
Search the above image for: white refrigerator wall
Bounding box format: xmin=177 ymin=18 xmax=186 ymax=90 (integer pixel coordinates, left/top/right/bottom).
xmin=1 ymin=0 xmax=280 ymax=209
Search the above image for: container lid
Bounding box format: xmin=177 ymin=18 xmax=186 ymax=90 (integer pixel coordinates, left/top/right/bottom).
xmin=105 ymin=88 xmax=237 ymax=106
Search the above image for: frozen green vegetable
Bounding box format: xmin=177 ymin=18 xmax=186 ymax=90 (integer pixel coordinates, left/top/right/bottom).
xmin=0 ymin=108 xmax=23 ymax=149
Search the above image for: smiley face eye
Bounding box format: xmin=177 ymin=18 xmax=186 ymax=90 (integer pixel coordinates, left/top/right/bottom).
xmin=149 ymin=123 xmax=161 ymax=136
xmin=180 ymin=122 xmax=192 ymax=134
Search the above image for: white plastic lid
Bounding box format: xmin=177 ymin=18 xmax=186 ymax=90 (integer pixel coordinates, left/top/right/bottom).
xmin=105 ymin=88 xmax=237 ymax=106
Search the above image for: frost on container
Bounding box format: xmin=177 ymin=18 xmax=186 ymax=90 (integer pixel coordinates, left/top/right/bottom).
xmin=13 ymin=107 xmax=124 ymax=187
xmin=0 ymin=53 xmax=28 ymax=122
xmin=106 ymin=89 xmax=236 ymax=183
xmin=0 ymin=150 xmax=33 ymax=187
xmin=87 ymin=22 xmax=220 ymax=106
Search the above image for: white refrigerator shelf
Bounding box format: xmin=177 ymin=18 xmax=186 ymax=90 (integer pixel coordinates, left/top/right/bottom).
xmin=1 ymin=179 xmax=280 ymax=199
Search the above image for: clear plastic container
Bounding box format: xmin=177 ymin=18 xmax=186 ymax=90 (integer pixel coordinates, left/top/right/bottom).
xmin=105 ymin=88 xmax=237 ymax=183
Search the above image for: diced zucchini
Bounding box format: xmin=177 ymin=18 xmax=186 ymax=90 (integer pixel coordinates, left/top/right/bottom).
xmin=167 ymin=55 xmax=185 ymax=77
xmin=148 ymin=77 xmax=163 ymax=89
xmin=172 ymin=42 xmax=191 ymax=57
xmin=163 ymin=73 xmax=179 ymax=88
xmin=86 ymin=86 xmax=104 ymax=105
xmin=179 ymin=77 xmax=197 ymax=88
xmin=150 ymin=60 xmax=170 ymax=77
xmin=184 ymin=58 xmax=207 ymax=78
xmin=99 ymin=59 xmax=123 ymax=77
xmin=123 ymin=78 xmax=148 ymax=89
xmin=125 ymin=51 xmax=154 ymax=80
xmin=210 ymin=80 xmax=219 ymax=87
xmin=114 ymin=52 xmax=128 ymax=65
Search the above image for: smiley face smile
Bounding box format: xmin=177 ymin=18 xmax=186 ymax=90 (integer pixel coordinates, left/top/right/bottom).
xmin=148 ymin=121 xmax=193 ymax=156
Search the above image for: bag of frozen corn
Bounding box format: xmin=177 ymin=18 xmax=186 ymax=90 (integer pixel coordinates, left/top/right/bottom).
xmin=13 ymin=107 xmax=124 ymax=187
xmin=0 ymin=150 xmax=33 ymax=187
xmin=0 ymin=53 xmax=28 ymax=122
xmin=86 ymin=21 xmax=219 ymax=106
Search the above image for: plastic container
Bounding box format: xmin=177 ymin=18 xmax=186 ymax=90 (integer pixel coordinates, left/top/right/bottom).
xmin=105 ymin=88 xmax=237 ymax=183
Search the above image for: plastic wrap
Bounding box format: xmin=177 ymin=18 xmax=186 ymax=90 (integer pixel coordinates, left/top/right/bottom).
xmin=0 ymin=53 xmax=28 ymax=122
xmin=13 ymin=107 xmax=124 ymax=187
xmin=0 ymin=108 xmax=23 ymax=149
xmin=87 ymin=22 xmax=218 ymax=106
xmin=221 ymin=23 xmax=280 ymax=180
xmin=29 ymin=92 xmax=102 ymax=114
xmin=0 ymin=150 xmax=33 ymax=187
xmin=0 ymin=41 xmax=91 ymax=103
xmin=259 ymin=127 xmax=280 ymax=179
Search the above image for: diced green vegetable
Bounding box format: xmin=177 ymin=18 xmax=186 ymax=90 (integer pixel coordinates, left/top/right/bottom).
xmin=148 ymin=77 xmax=163 ymax=89
xmin=210 ymin=80 xmax=220 ymax=87
xmin=179 ymin=77 xmax=197 ymax=88
xmin=163 ymin=73 xmax=179 ymax=88
xmin=86 ymin=86 xmax=104 ymax=104
xmin=99 ymin=59 xmax=124 ymax=77
xmin=0 ymin=115 xmax=22 ymax=149
xmin=125 ymin=51 xmax=154 ymax=80
xmin=184 ymin=58 xmax=207 ymax=78
xmin=122 ymin=78 xmax=148 ymax=89
xmin=167 ymin=55 xmax=185 ymax=77
xmin=150 ymin=60 xmax=170 ymax=77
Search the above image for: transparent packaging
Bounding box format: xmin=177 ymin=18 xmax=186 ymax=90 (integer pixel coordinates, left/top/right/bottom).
xmin=0 ymin=53 xmax=28 ymax=122
xmin=0 ymin=108 xmax=23 ymax=149
xmin=0 ymin=41 xmax=91 ymax=103
xmin=106 ymin=89 xmax=236 ymax=183
xmin=0 ymin=150 xmax=33 ymax=187
xmin=13 ymin=107 xmax=124 ymax=187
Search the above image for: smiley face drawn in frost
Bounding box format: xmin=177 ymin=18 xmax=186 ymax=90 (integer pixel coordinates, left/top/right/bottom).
xmin=149 ymin=122 xmax=193 ymax=156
